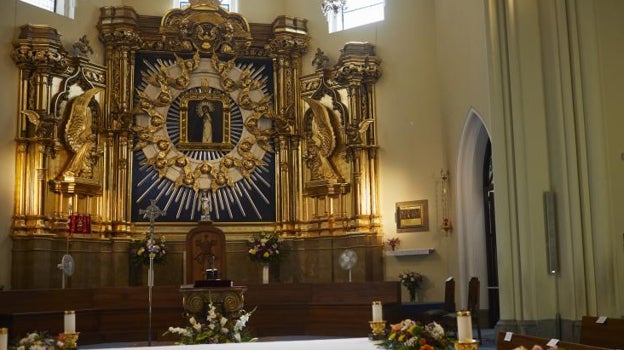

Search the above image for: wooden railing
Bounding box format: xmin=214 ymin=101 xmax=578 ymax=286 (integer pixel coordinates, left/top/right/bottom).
xmin=0 ymin=282 xmax=401 ymax=345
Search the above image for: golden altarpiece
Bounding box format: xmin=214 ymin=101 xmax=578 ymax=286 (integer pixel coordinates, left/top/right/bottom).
xmin=9 ymin=0 xmax=383 ymax=289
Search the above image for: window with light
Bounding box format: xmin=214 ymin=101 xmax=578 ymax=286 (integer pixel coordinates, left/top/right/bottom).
xmin=176 ymin=0 xmax=236 ymax=11
xmin=20 ymin=0 xmax=75 ymax=18
xmin=322 ymin=0 xmax=384 ymax=33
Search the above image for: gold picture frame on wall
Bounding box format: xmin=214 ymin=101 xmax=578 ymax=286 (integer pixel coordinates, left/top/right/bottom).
xmin=178 ymin=90 xmax=232 ymax=151
xmin=396 ymin=200 xmax=429 ymax=232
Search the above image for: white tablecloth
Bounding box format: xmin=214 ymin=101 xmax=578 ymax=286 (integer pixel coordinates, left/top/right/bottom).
xmin=87 ymin=338 xmax=381 ymax=350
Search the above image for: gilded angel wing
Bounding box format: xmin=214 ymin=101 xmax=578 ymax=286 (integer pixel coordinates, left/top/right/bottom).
xmin=303 ymin=97 xmax=336 ymax=158
xmin=65 ymin=88 xmax=102 ymax=153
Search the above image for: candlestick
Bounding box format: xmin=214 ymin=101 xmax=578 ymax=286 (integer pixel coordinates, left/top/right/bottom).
xmin=0 ymin=328 xmax=7 ymax=350
xmin=456 ymin=310 xmax=473 ymax=342
xmin=372 ymin=301 xmax=383 ymax=322
xmin=64 ymin=310 xmax=76 ymax=333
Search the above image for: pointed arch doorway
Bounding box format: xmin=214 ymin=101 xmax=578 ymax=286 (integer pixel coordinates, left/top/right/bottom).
xmin=456 ymin=108 xmax=499 ymax=328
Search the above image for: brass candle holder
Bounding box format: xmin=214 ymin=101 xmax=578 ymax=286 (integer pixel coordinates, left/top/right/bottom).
xmin=454 ymin=339 xmax=479 ymax=350
xmin=60 ymin=332 xmax=79 ymax=350
xmin=368 ymin=320 xmax=386 ymax=340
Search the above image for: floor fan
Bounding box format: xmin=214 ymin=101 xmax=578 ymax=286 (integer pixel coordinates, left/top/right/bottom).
xmin=57 ymin=253 xmax=74 ymax=289
xmin=339 ymin=249 xmax=358 ymax=282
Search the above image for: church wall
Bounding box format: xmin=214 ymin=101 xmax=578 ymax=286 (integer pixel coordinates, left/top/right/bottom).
xmin=286 ymin=0 xmax=453 ymax=303
xmin=477 ymin=0 xmax=624 ymax=338
xmin=433 ymin=0 xmax=492 ymax=313
xmin=582 ymin=0 xmax=624 ymax=316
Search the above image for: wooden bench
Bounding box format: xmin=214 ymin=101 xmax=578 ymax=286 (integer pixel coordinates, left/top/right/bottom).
xmin=496 ymin=331 xmax=613 ymax=350
xmin=580 ymin=316 xmax=624 ymax=349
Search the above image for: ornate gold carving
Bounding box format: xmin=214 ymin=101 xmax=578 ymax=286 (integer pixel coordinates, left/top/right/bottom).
xmin=132 ymin=45 xmax=275 ymax=194
xmin=334 ymin=42 xmax=381 ymax=84
xmin=160 ymin=2 xmax=251 ymax=54
xmin=11 ymin=25 xmax=69 ymax=73
xmin=72 ymin=35 xmax=94 ymax=58
xmin=312 ymin=48 xmax=330 ymax=71
xmin=62 ymin=88 xmax=103 ymax=180
xmin=303 ymin=97 xmax=344 ymax=182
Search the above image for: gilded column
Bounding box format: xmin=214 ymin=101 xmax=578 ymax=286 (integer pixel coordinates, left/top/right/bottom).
xmin=334 ymin=43 xmax=381 ymax=231
xmin=11 ymin=25 xmax=69 ymax=235
xmin=98 ymin=7 xmax=143 ymax=235
xmin=266 ymin=16 xmax=309 ymax=234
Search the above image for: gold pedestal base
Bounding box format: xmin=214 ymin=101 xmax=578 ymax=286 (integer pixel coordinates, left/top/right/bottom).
xmin=454 ymin=339 xmax=478 ymax=350
xmin=60 ymin=332 xmax=79 ymax=350
xmin=368 ymin=320 xmax=386 ymax=340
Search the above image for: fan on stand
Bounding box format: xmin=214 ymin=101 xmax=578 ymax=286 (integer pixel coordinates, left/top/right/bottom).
xmin=339 ymin=249 xmax=358 ymax=282
xmin=57 ymin=254 xmax=74 ymax=289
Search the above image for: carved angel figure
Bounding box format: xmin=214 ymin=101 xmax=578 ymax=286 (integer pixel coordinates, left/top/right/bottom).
xmin=303 ymin=97 xmax=344 ymax=181
xmin=63 ymin=87 xmax=103 ymax=179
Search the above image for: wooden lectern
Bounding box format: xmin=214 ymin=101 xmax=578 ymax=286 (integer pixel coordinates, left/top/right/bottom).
xmin=182 ymin=222 xmax=246 ymax=320
xmin=186 ymin=222 xmax=227 ymax=282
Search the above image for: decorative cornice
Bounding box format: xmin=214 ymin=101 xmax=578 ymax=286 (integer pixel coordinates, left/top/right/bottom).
xmin=334 ymin=42 xmax=381 ymax=84
xmin=265 ymin=16 xmax=309 ymax=57
xmin=11 ymin=24 xmax=69 ymax=73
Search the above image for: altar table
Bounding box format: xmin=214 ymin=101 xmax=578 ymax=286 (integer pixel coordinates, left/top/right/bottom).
xmin=86 ymin=338 xmax=381 ymax=350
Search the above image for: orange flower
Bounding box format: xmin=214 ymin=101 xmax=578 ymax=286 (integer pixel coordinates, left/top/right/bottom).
xmin=390 ymin=322 xmax=403 ymax=332
xmin=419 ymin=337 xmax=427 ymax=345
xmin=419 ymin=344 xmax=434 ymax=350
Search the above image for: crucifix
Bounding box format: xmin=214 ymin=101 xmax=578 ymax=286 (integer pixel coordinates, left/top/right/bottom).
xmin=138 ymin=199 xmax=165 ymax=346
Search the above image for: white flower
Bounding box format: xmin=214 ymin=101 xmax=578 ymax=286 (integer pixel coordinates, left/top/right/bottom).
xmin=234 ymin=313 xmax=250 ymax=332
xmin=405 ymin=336 xmax=419 ymax=347
xmin=233 ymin=333 xmax=242 ymax=342
xmin=220 ymin=317 xmax=228 ymax=327
xmin=426 ymin=321 xmax=445 ymax=340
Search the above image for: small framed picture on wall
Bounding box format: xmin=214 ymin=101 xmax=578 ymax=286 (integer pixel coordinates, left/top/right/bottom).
xmin=396 ymin=200 xmax=429 ymax=232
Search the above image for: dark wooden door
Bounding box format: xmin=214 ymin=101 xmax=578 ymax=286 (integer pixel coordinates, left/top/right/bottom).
xmin=483 ymin=140 xmax=500 ymax=327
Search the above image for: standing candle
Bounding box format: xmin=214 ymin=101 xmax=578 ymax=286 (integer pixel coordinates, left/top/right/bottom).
xmin=0 ymin=328 xmax=7 ymax=350
xmin=372 ymin=301 xmax=383 ymax=321
xmin=456 ymin=311 xmax=473 ymax=341
xmin=64 ymin=310 xmax=76 ymax=333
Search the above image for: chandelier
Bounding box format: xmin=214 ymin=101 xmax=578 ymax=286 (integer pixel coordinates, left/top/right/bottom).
xmin=321 ymin=0 xmax=347 ymax=16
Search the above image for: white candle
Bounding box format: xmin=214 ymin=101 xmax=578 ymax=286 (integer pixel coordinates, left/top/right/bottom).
xmin=68 ymin=198 xmax=73 ymax=215
xmin=0 ymin=328 xmax=7 ymax=350
xmin=456 ymin=311 xmax=473 ymax=341
xmin=372 ymin=301 xmax=383 ymax=321
xmin=64 ymin=310 xmax=76 ymax=333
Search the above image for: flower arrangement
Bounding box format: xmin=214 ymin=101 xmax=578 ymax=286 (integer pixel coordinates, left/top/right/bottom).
xmin=379 ymin=319 xmax=454 ymax=350
xmin=247 ymin=231 xmax=281 ymax=264
xmin=130 ymin=233 xmax=167 ymax=266
xmin=165 ymin=302 xmax=256 ymax=344
xmin=386 ymin=237 xmax=401 ymax=251
xmin=399 ymin=271 xmax=424 ymax=302
xmin=11 ymin=331 xmax=63 ymax=350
